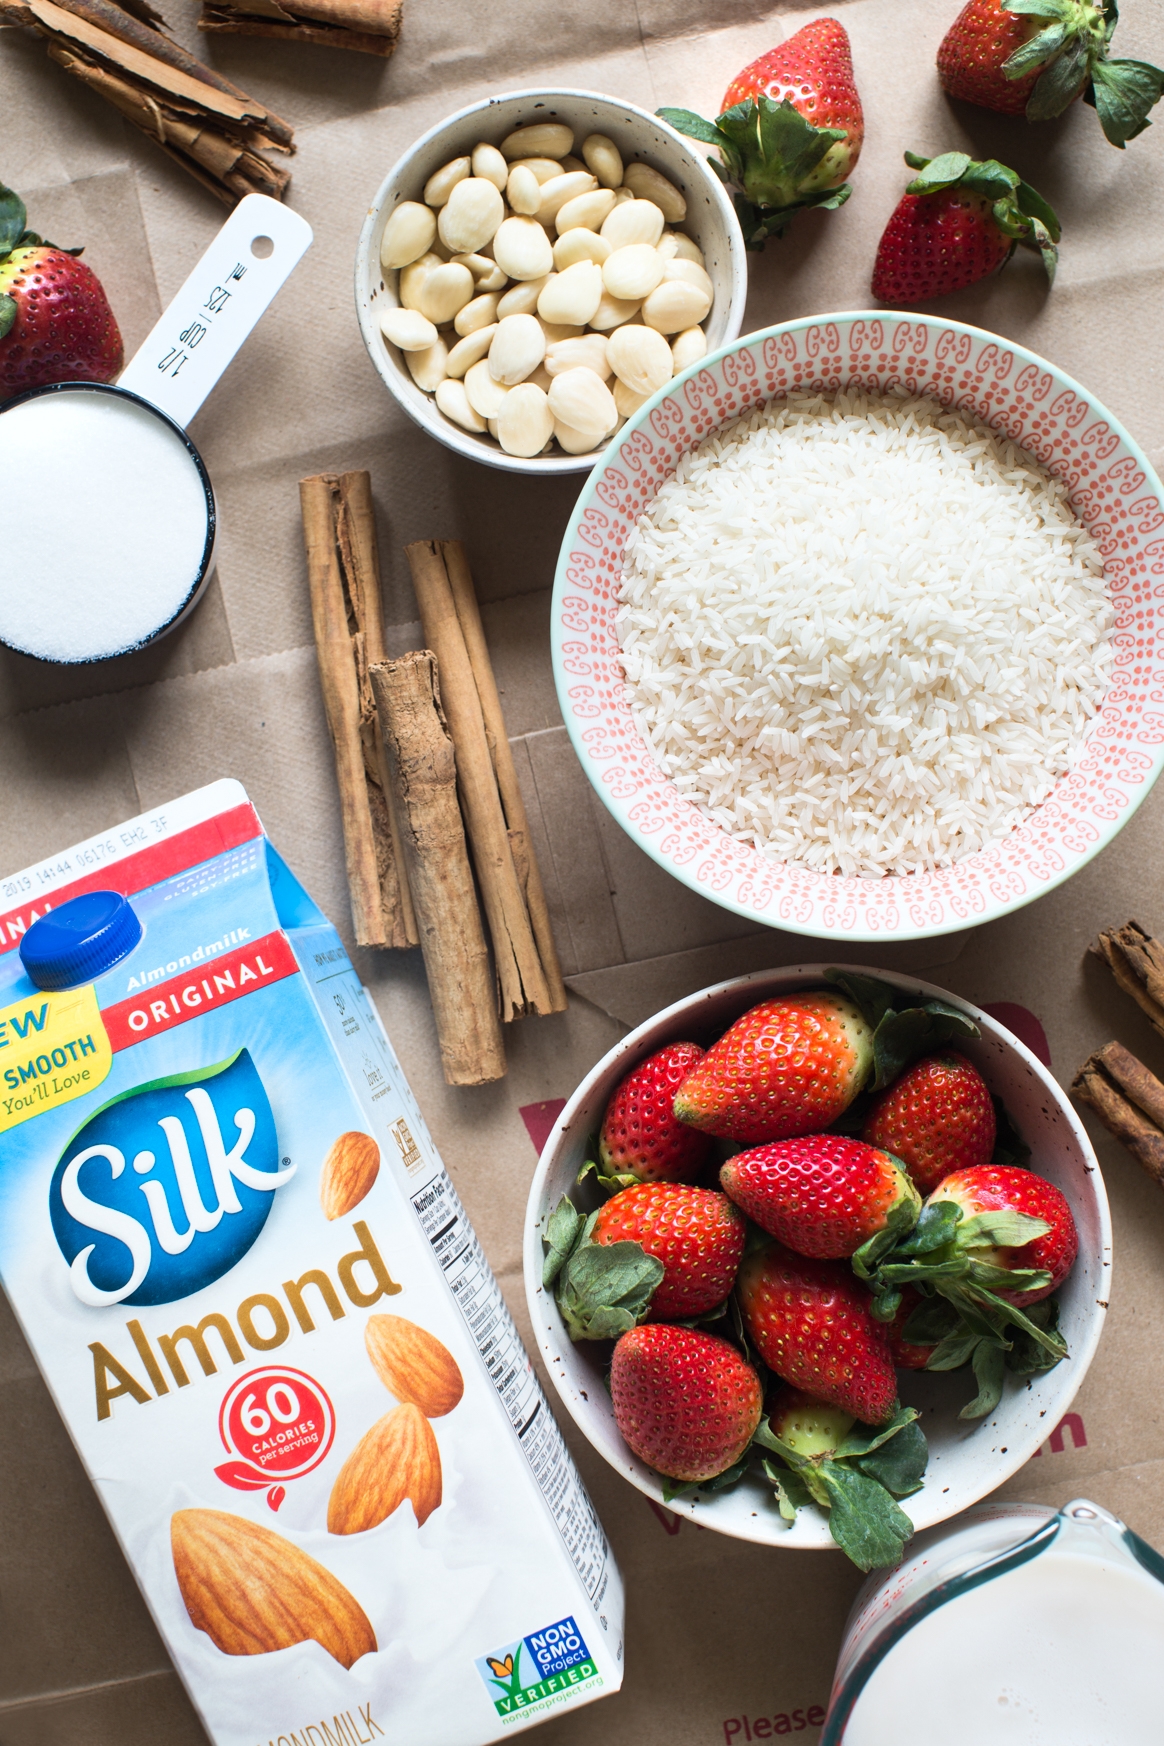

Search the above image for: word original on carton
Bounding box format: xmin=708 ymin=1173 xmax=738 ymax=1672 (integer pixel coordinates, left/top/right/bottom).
xmin=0 ymin=779 xmax=623 ymax=1746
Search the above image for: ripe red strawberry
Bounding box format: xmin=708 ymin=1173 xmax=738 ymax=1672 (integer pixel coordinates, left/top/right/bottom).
xmin=599 ymin=1042 xmax=713 ymax=1183
xmin=930 ymin=1165 xmax=1076 ymax=1307
xmin=660 ymin=19 xmax=863 ymax=246
xmin=610 ymin=1323 xmax=762 ymax=1482
xmin=871 ymin=150 xmax=1060 ymax=304
xmin=673 ymin=992 xmax=873 ymax=1145
xmin=736 ymin=1243 xmax=898 ymax=1424
xmin=863 ymin=1051 xmax=996 ymax=1196
xmin=721 ymin=1134 xmax=920 ymax=1260
xmin=937 ymin=0 xmax=1163 ymax=148
xmin=590 ymin=1182 xmax=745 ymax=1318
xmin=0 ymin=184 xmax=122 ymax=402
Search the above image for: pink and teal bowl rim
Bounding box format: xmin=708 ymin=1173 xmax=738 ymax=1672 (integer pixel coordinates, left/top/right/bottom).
xmin=551 ymin=309 xmax=1164 ymax=944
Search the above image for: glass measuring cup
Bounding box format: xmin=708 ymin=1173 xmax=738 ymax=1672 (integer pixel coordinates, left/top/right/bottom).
xmin=0 ymin=194 xmax=311 ymax=665
xmin=825 ymin=1497 xmax=1164 ymax=1744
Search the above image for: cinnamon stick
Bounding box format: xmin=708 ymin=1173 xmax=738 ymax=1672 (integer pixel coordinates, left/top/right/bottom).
xmin=1 ymin=0 xmax=292 ymax=203
xmin=441 ymin=541 xmax=567 ymax=1015
xmin=1071 ymin=1042 xmax=1164 ymax=1189
xmin=199 ymin=0 xmax=401 ymax=56
xmin=300 ymin=473 xmax=416 ymax=950
xmin=370 ymin=653 xmax=506 ymax=1087
xmin=405 ymin=540 xmax=554 ymax=1022
xmin=1089 ymin=920 xmax=1164 ymax=1041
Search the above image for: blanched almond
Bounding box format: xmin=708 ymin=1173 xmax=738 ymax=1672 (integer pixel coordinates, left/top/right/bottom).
xmin=671 ymin=325 xmax=708 ymax=371
xmin=489 ymin=312 xmax=545 ymax=383
xmin=464 ymin=358 xmax=510 ymax=418
xmin=657 ymin=230 xmax=705 ymax=266
xmin=437 ymin=177 xmax=504 ymax=255
xmin=600 ymin=199 xmax=664 ymax=250
xmin=446 ymin=323 xmax=497 ymax=378
xmin=613 ymin=376 xmax=650 ymax=417
xmin=492 ymin=216 xmax=554 ymax=281
xmin=497 ymin=382 xmax=553 ymax=456
xmin=553 ymin=419 xmax=603 ymax=454
xmin=536 ymin=171 xmax=597 ymax=225
xmin=471 ymin=141 xmax=509 ymax=190
xmin=537 ymin=260 xmax=603 ymax=326
xmin=545 ymin=333 xmax=611 ymax=379
xmin=380 ymin=201 xmax=437 ymax=271
xmin=607 ymin=323 xmax=673 ymax=395
xmin=506 ymin=156 xmax=563 ymax=185
xmin=553 ymin=228 xmax=611 ymax=269
xmin=602 ymin=244 xmax=665 ymax=302
xmin=507 ymin=164 xmax=542 ymax=215
xmin=436 ymin=378 xmax=487 ymax=432
xmin=588 ymin=289 xmax=641 ymax=331
xmin=556 ymin=189 xmax=617 ymax=235
xmin=500 ymin=122 xmax=574 ymax=160
xmin=423 ymin=155 xmax=470 ymax=208
xmin=412 ymin=262 xmax=474 ymax=324
xmin=582 ymin=132 xmax=623 ymax=189
xmin=662 ymin=257 xmax=714 ymax=300
xmin=547 ymin=367 xmax=618 ymax=438
xmin=642 ymin=278 xmax=711 ymax=334
xmin=623 ymin=162 xmax=687 ymax=220
xmin=451 ymin=253 xmax=506 ymax=292
xmin=496 ymin=275 xmax=549 ymax=317
xmin=398 ymin=252 xmax=442 ymax=311
xmin=454 ymin=291 xmax=500 ymax=336
xmin=379 ymin=307 xmax=438 ymax=353
xmin=405 ymin=338 xmax=449 ymax=392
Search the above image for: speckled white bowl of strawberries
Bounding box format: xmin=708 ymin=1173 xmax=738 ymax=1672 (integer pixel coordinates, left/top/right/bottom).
xmin=523 ymin=965 xmax=1111 ymax=1555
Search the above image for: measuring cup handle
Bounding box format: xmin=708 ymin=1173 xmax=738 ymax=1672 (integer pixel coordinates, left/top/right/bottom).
xmin=118 ymin=195 xmax=313 ymax=430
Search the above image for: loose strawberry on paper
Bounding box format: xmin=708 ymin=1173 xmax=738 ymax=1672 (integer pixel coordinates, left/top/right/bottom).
xmin=871 ymin=150 xmax=1061 ymax=303
xmin=863 ymin=1051 xmax=997 ymax=1194
xmin=721 ymin=1134 xmax=920 ymax=1262
xmin=736 ymin=1242 xmax=899 ymax=1425
xmin=754 ymin=1388 xmax=928 ymax=1570
xmin=551 ymin=1182 xmax=746 ymax=1334
xmin=598 ymin=1042 xmax=713 ymax=1186
xmin=673 ymin=992 xmax=874 ymax=1145
xmin=659 ymin=18 xmax=863 ymax=247
xmin=0 ymin=183 xmax=122 ymax=402
xmin=938 ymin=0 xmax=1164 ymax=148
xmin=610 ymin=1323 xmax=763 ymax=1484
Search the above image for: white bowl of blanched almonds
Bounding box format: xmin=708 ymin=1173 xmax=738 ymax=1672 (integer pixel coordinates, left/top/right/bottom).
xmin=355 ymin=89 xmax=748 ymax=473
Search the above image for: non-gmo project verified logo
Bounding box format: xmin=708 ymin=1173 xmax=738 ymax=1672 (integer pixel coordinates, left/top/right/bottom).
xmin=475 ymin=1616 xmax=599 ymax=1720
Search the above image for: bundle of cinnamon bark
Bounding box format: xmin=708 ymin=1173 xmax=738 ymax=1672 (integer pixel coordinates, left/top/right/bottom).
xmin=0 ymin=0 xmax=293 ymax=202
xmin=198 ymin=0 xmax=401 ymax=57
xmin=1071 ymin=921 xmax=1164 ymax=1191
xmin=300 ymin=476 xmax=566 ymax=1088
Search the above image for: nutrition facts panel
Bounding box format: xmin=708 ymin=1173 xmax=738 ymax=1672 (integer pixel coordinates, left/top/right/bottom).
xmin=410 ymin=1165 xmax=611 ymax=1607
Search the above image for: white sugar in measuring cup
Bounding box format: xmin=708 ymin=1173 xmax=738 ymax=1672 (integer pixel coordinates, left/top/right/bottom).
xmin=0 ymin=195 xmax=311 ymax=664
xmin=823 ymin=1498 xmax=1164 ymax=1744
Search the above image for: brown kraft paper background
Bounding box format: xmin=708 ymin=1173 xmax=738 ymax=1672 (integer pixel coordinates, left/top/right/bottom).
xmin=2 ymin=0 xmax=1164 ymax=1739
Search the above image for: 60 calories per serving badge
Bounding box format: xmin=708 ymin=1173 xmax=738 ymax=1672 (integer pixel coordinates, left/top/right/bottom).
xmin=216 ymin=1365 xmax=335 ymax=1511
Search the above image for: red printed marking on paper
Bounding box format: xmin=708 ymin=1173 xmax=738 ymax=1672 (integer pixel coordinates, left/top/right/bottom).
xmin=723 ymin=1706 xmax=827 ymax=1741
xmin=519 ymin=1099 xmax=567 ymax=1155
xmin=0 ymin=804 xmax=261 ymax=953
xmin=1031 ymin=1411 xmax=1087 ymax=1457
xmin=101 ymin=930 xmax=298 ymax=1049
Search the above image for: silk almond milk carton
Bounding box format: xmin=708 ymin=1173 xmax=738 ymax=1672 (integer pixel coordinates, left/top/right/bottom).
xmin=0 ymin=780 xmax=622 ymax=1745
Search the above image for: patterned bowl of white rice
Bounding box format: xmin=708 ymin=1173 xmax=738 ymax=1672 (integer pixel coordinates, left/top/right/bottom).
xmin=552 ymin=311 xmax=1164 ymax=941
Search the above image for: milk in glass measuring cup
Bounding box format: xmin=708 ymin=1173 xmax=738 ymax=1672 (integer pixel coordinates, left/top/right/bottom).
xmin=824 ymin=1498 xmax=1164 ymax=1744
xmin=0 ymin=195 xmax=311 ymax=664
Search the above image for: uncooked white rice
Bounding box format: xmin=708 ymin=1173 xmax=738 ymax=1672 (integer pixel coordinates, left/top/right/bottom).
xmin=616 ymin=390 xmax=1113 ymax=878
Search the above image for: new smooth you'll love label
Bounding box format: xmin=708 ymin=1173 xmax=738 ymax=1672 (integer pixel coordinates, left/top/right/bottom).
xmin=0 ymin=984 xmax=112 ymax=1130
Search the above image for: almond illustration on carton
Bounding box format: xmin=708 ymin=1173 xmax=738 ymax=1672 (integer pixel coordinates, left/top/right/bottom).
xmin=171 ymin=1509 xmax=376 ymax=1668
xmin=320 ymin=1131 xmax=380 ymax=1219
xmin=365 ymin=1313 xmax=464 ymax=1417
xmin=327 ymin=1402 xmax=442 ymax=1534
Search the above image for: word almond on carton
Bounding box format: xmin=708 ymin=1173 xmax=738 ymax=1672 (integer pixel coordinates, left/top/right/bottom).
xmin=0 ymin=779 xmax=623 ymax=1745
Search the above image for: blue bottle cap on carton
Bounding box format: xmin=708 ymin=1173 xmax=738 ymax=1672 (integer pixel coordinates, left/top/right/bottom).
xmin=20 ymin=891 xmax=143 ymax=991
